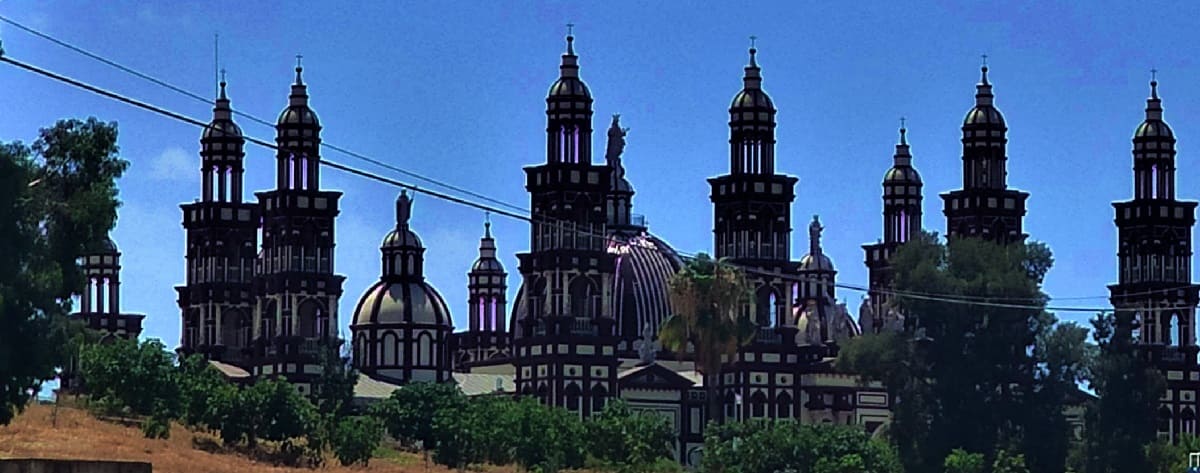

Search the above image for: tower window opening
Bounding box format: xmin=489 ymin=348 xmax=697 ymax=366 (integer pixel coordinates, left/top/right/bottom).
xmin=1168 ymin=313 xmax=1179 ymax=346
xmin=490 ymin=297 xmax=500 ymax=331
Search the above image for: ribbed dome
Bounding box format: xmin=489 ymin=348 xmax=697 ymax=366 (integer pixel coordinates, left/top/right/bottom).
xmin=548 ymin=77 xmax=591 ymax=99
xmin=731 ymin=89 xmax=773 ymax=110
xmin=383 ymin=228 xmax=421 ymax=248
xmin=203 ymin=120 xmax=243 ymax=139
xmin=729 ymin=47 xmax=775 ymax=118
xmin=1135 ymin=120 xmax=1173 ymax=138
xmin=510 ymin=232 xmax=683 ymax=342
xmin=883 ymin=166 xmax=922 ymax=184
xmin=203 ymin=81 xmax=243 ymax=141
xmin=799 ymin=253 xmax=835 ymax=272
xmin=471 ymin=221 xmax=505 ymax=272
xmin=94 ymin=236 xmax=119 ymax=254
xmin=352 ymin=280 xmax=452 ymax=326
xmin=963 ymin=106 xmax=1005 ymax=126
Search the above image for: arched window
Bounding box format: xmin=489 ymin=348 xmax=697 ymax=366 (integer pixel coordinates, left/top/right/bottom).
xmin=565 ymin=384 xmax=581 ymax=412
xmin=1168 ymin=313 xmax=1179 ymax=346
xmin=1159 ymin=406 xmax=1173 ymax=436
xmin=569 ymin=277 xmax=600 ymax=319
xmin=591 ymin=385 xmax=608 ymax=414
xmin=221 ymin=310 xmax=243 ymax=349
xmin=1183 ymin=408 xmax=1196 ymax=436
xmin=777 ymin=393 xmax=794 ymax=419
xmin=298 ymin=300 xmax=321 ymax=338
xmin=751 ymin=392 xmax=767 ymax=418
xmin=418 ymin=333 xmax=433 ymax=366
xmin=382 ymin=332 xmax=398 ymax=366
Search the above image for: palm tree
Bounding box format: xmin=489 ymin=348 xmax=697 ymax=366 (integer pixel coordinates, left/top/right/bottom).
xmin=658 ymin=253 xmax=755 ymax=424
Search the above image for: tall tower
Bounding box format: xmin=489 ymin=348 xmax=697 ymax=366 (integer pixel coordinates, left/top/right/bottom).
xmin=1108 ymin=76 xmax=1200 ymax=441
xmin=457 ymin=219 xmax=510 ymax=368
xmin=708 ymin=43 xmax=797 ymax=329
xmin=252 ymin=61 xmax=345 ymax=393
xmin=862 ymin=124 xmax=923 ymax=333
xmin=941 ymin=63 xmax=1028 ymax=243
xmin=64 ymin=237 xmax=146 ymax=391
xmin=177 ymin=77 xmax=259 ymax=365
xmin=513 ymin=30 xmax=620 ymax=416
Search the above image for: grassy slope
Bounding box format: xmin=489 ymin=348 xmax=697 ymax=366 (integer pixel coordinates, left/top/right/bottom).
xmin=0 ymin=403 xmax=509 ymax=473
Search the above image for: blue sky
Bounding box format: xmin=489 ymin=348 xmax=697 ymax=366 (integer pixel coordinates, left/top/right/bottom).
xmin=2 ymin=1 xmax=1199 ymax=347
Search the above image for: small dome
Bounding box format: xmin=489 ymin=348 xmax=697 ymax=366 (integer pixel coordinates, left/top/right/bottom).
xmin=548 ymin=77 xmax=591 ymax=99
xmin=203 ymin=120 xmax=243 ymax=139
xmin=352 ymin=280 xmax=452 ymax=326
xmin=963 ymin=106 xmax=1005 ymax=126
xmin=884 ymin=166 xmax=922 ymax=184
xmin=1135 ymin=120 xmax=1173 ymax=139
xmin=277 ymin=106 xmax=320 ymax=126
xmin=91 ymin=236 xmax=119 ymax=255
xmin=383 ymin=228 xmax=421 ymax=248
xmin=731 ymin=89 xmax=773 ymax=110
xmin=799 ymin=253 xmax=835 ymax=272
xmin=472 ymin=258 xmax=503 ymax=272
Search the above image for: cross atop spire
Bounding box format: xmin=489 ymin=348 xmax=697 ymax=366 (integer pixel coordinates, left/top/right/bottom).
xmin=293 ymin=53 xmax=304 ymax=85
xmin=218 ymin=68 xmax=228 ymax=99
xmin=1151 ymin=68 xmax=1160 ymax=99
xmin=564 ymin=23 xmax=576 ymax=55
xmin=899 ymin=117 xmax=907 ymax=145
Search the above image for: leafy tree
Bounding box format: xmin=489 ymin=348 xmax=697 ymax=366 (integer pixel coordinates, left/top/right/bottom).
xmin=1083 ymin=311 xmax=1166 ymax=473
xmin=702 ymin=420 xmax=901 ymax=473
xmin=462 ymin=395 xmax=521 ymax=465
xmin=330 ymin=415 xmax=383 ymax=467
xmin=177 ymin=354 xmax=235 ymax=431
xmin=841 ymin=232 xmax=1074 ymax=473
xmin=431 ymin=400 xmax=484 ymax=469
xmin=0 ymin=118 xmax=127 ymax=425
xmin=311 ymin=344 xmax=357 ymax=417
xmin=79 ymin=338 xmax=180 ymax=419
xmin=943 ymin=449 xmax=985 ymax=473
xmin=370 ymin=382 xmax=466 ymax=450
xmin=508 ymin=397 xmax=586 ymax=472
xmin=586 ymin=399 xmax=675 ymax=470
xmin=1145 ymin=434 xmax=1200 ymax=473
xmin=991 ymin=449 xmax=1030 ymax=473
xmin=659 ymin=253 xmax=754 ymax=423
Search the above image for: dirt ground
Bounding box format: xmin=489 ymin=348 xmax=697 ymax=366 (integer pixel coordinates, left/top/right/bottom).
xmin=0 ymin=403 xmax=516 ymax=473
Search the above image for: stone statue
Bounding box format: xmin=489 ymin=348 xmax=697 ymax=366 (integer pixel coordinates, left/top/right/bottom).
xmin=634 ymin=322 xmax=659 ymax=365
xmin=605 ymin=114 xmax=629 ymax=174
xmin=809 ymin=215 xmax=824 ymax=254
xmin=858 ymin=297 xmax=875 ymax=335
xmin=883 ymin=305 xmax=906 ymax=332
xmin=799 ymin=302 xmax=823 ymax=346
xmin=832 ymin=302 xmax=856 ymax=342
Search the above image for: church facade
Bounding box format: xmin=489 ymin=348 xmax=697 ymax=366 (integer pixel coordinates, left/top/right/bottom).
xmin=155 ymin=32 xmax=1200 ymax=465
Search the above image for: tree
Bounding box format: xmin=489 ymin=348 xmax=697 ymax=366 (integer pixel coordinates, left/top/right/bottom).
xmin=311 ymin=343 xmax=357 ymax=417
xmin=659 ymin=253 xmax=754 ymax=423
xmin=330 ymin=415 xmax=383 ymax=467
xmin=79 ymin=338 xmax=180 ymax=419
xmin=1083 ymin=311 xmax=1165 ymax=473
xmin=177 ymin=354 xmax=235 ymax=431
xmin=507 ymin=397 xmax=586 ymax=472
xmin=0 ymin=118 xmax=127 ymax=425
xmin=701 ymin=420 xmax=901 ymax=473
xmin=1145 ymin=434 xmax=1200 ymax=473
xmin=586 ymin=399 xmax=676 ymax=470
xmin=370 ymin=382 xmax=466 ymax=450
xmin=943 ymin=449 xmax=985 ymax=473
xmin=840 ymin=231 xmax=1075 ymax=473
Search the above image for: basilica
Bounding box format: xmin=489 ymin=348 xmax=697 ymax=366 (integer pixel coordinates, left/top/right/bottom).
xmin=64 ymin=31 xmax=1200 ymax=465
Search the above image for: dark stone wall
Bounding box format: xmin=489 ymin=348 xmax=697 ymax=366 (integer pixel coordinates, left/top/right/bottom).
xmin=0 ymin=459 xmax=151 ymax=473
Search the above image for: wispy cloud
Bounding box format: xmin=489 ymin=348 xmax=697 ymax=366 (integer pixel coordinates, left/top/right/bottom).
xmin=150 ymin=146 xmax=194 ymax=181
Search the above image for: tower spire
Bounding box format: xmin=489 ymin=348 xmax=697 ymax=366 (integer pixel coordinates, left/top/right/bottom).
xmin=743 ymin=36 xmax=762 ymax=89
xmin=976 ymin=55 xmax=994 ymax=105
xmin=894 ymin=118 xmax=912 ymax=167
xmin=1146 ymin=69 xmax=1163 ymax=121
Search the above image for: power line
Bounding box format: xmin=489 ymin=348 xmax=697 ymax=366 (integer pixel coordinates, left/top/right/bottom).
xmin=0 ymin=14 xmax=530 ymax=215
xmin=2 ymin=48 xmax=1189 ymax=315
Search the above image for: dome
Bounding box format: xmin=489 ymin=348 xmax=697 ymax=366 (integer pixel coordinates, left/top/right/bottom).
xmin=383 ymin=228 xmax=421 ymax=248
xmin=963 ymin=106 xmax=1005 ymax=126
xmin=203 ymin=120 xmax=243 ymax=139
xmin=548 ymin=77 xmax=591 ymax=99
xmin=352 ymin=280 xmax=452 ymax=326
xmin=92 ymin=236 xmax=119 ymax=254
xmin=510 ymin=232 xmax=683 ymax=343
xmin=731 ymin=88 xmax=773 ymax=110
xmin=883 ymin=166 xmax=922 ymax=184
xmin=1135 ymin=120 xmax=1173 ymax=139
xmin=799 ymin=253 xmax=835 ymax=272
xmin=277 ymin=106 xmax=320 ymax=126
xmin=472 ymin=258 xmax=503 ymax=272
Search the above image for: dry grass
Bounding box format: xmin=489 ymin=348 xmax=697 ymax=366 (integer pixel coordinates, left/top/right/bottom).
xmin=0 ymin=403 xmax=518 ymax=473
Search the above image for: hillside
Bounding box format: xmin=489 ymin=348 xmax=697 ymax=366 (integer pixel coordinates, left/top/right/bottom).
xmin=0 ymin=403 xmax=509 ymax=473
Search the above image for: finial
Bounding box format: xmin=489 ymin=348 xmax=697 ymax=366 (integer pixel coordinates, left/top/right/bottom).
xmin=396 ymin=189 xmax=412 ymax=226
xmin=899 ymin=117 xmax=907 ymax=145
xmin=980 ymin=54 xmax=989 ymax=85
xmin=294 ymin=54 xmax=304 ymax=83
xmin=484 ymin=212 xmax=492 ymax=238
xmin=748 ymin=35 xmax=758 ymax=67
xmin=1151 ymin=68 xmax=1159 ymax=99
xmin=218 ymin=68 xmax=227 ymax=99
xmin=565 ymin=22 xmax=575 ymax=55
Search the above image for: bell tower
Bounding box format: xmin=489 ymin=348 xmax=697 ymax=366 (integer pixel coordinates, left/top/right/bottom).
xmin=862 ymin=123 xmax=922 ymax=333
xmin=1108 ymin=76 xmax=1200 ymax=441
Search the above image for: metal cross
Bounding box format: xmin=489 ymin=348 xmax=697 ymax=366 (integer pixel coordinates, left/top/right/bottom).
xmin=1152 ymin=68 xmax=1158 ymax=81
xmin=900 ymin=116 xmax=906 ymax=130
xmin=566 ymin=23 xmax=574 ymax=36
xmin=296 ymin=54 xmax=303 ymax=68
xmin=220 ymin=68 xmax=227 ymax=83
xmin=750 ymin=35 xmax=757 ymax=48
xmin=981 ymin=54 xmax=988 ymax=67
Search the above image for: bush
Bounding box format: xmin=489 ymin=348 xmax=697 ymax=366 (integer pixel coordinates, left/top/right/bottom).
xmin=586 ymin=399 xmax=676 ymax=470
xmin=331 ymin=416 xmax=383 ymax=467
xmin=370 ymin=382 xmax=466 ymax=450
xmin=702 ymin=420 xmax=901 ymax=473
xmin=79 ymin=338 xmax=180 ymax=420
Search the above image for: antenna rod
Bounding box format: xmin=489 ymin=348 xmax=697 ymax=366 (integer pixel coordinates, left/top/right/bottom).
xmin=213 ymin=33 xmax=219 ymax=98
